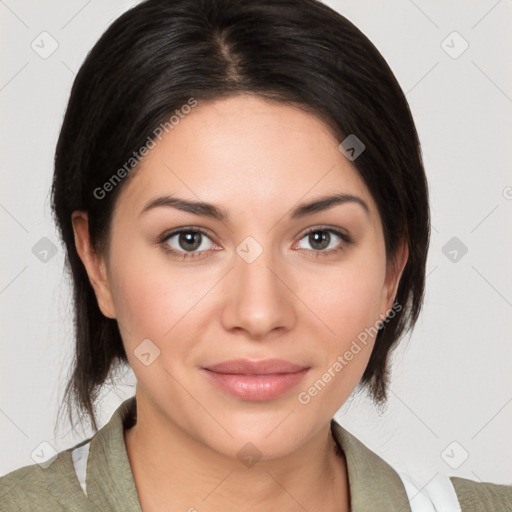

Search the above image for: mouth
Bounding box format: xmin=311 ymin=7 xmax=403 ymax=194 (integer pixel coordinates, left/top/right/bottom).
xmin=201 ymin=359 xmax=310 ymax=401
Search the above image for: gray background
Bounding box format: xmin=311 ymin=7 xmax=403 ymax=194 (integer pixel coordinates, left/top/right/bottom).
xmin=1 ymin=0 xmax=511 ymax=488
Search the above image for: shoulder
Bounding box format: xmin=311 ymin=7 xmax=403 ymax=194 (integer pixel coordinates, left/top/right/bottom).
xmin=0 ymin=398 xmax=136 ymax=511
xmin=450 ymin=475 xmax=512 ymax=512
xmin=331 ymin=420 xmax=512 ymax=511
xmin=0 ymin=442 xmax=91 ymax=512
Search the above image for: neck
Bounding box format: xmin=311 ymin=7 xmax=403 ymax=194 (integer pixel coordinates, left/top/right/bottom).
xmin=124 ymin=395 xmax=350 ymax=512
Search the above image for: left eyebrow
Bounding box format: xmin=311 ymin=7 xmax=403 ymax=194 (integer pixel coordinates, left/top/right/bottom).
xmin=289 ymin=193 xmax=370 ymax=219
xmin=138 ymin=193 xmax=369 ymax=221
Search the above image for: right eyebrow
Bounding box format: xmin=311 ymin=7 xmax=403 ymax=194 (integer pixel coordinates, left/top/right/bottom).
xmin=139 ymin=195 xmax=229 ymax=221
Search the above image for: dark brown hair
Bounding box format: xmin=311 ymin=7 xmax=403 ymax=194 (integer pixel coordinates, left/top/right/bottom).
xmin=52 ymin=0 xmax=430 ymax=433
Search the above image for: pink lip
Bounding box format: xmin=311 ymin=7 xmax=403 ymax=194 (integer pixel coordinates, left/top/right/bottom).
xmin=201 ymin=359 xmax=310 ymax=401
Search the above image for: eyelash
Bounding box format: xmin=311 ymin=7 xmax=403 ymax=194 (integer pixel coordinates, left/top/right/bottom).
xmin=158 ymin=226 xmax=352 ymax=261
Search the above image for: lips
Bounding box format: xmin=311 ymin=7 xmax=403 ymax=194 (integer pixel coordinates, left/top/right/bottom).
xmin=201 ymin=359 xmax=310 ymax=401
xmin=204 ymin=358 xmax=308 ymax=375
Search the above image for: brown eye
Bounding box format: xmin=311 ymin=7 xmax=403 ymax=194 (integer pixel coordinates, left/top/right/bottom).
xmin=307 ymin=230 xmax=331 ymax=251
xmin=160 ymin=228 xmax=215 ymax=259
xmin=176 ymin=232 xmax=203 ymax=251
xmin=296 ymin=227 xmax=351 ymax=256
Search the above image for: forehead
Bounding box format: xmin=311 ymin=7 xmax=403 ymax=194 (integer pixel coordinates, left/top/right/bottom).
xmin=115 ymin=94 xmax=378 ymax=221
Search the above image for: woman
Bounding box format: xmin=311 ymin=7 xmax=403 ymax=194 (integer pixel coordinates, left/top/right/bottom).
xmin=1 ymin=0 xmax=510 ymax=510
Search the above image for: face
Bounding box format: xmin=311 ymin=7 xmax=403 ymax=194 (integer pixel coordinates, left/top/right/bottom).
xmin=74 ymin=93 xmax=406 ymax=460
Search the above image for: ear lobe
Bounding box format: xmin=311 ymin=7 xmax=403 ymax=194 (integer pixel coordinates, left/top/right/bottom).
xmin=71 ymin=211 xmax=116 ymax=319
xmin=382 ymin=239 xmax=409 ymax=312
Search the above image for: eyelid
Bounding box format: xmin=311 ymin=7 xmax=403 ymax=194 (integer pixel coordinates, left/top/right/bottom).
xmin=160 ymin=225 xmax=215 ymax=241
xmin=296 ymin=224 xmax=352 ymax=243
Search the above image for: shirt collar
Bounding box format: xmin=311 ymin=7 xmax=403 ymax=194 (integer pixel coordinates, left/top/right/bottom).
xmin=85 ymin=396 xmax=142 ymax=510
xmin=83 ymin=396 xmax=411 ymax=511
xmin=330 ymin=419 xmax=412 ymax=511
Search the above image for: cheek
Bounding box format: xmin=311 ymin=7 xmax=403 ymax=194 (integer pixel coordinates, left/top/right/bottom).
xmin=107 ymin=241 xmax=216 ymax=356
xmin=308 ymin=258 xmax=387 ymax=342
xmin=296 ymin=265 xmax=386 ymax=410
xmin=298 ymin=248 xmax=387 ymax=390
xmin=106 ymin=238 xmax=175 ymax=341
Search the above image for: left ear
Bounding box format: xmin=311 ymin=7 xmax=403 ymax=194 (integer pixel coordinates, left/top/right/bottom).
xmin=380 ymin=238 xmax=409 ymax=315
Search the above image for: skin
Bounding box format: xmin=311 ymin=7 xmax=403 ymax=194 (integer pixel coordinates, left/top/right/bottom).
xmin=72 ymin=93 xmax=408 ymax=512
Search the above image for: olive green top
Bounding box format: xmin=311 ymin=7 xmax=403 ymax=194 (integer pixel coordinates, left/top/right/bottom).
xmin=1 ymin=396 xmax=511 ymax=511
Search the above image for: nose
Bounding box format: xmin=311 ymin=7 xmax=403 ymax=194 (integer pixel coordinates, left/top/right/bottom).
xmin=220 ymin=240 xmax=296 ymax=340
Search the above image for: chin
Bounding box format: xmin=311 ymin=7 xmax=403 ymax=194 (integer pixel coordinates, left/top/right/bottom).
xmin=195 ymin=412 xmax=318 ymax=462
